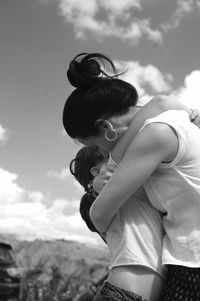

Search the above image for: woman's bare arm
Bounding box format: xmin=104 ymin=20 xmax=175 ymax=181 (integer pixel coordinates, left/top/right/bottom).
xmin=112 ymin=95 xmax=193 ymax=163
xmin=90 ymin=122 xmax=178 ymax=232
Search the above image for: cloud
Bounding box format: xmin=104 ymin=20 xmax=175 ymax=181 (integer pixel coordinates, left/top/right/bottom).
xmin=40 ymin=0 xmax=196 ymax=45
xmin=115 ymin=60 xmax=173 ymax=97
xmin=46 ymin=167 xmax=84 ymax=192
xmin=39 ymin=0 xmax=197 ymax=46
xmin=0 ymin=168 xmax=25 ymax=204
xmin=196 ymin=0 xmax=200 ymax=10
xmin=171 ymin=70 xmax=200 ymax=110
xmin=0 ymin=124 xmax=10 ymax=146
xmin=162 ymin=0 xmax=194 ymax=32
xmin=0 ymin=167 xmax=99 ymax=245
xmin=118 ymin=60 xmax=200 ymax=113
xmin=100 ymin=0 xmax=143 ymax=13
xmin=56 ymin=0 xmax=163 ymax=44
xmin=122 ymin=19 xmax=163 ymax=45
xmin=47 ymin=168 xmax=70 ymax=180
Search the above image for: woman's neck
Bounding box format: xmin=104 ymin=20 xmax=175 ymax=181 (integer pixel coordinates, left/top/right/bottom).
xmin=110 ymin=106 xmax=141 ymax=163
xmin=110 ymin=106 xmax=140 ymax=140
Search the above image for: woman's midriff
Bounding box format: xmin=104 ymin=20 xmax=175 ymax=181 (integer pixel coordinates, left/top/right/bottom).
xmin=107 ymin=265 xmax=165 ymax=301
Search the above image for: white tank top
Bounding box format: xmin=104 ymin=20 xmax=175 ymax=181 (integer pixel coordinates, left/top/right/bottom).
xmin=141 ymin=110 xmax=200 ymax=267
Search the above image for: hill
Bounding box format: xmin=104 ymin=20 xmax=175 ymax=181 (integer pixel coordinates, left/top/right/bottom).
xmin=15 ymin=238 xmax=109 ymax=275
xmin=6 ymin=238 xmax=109 ymax=300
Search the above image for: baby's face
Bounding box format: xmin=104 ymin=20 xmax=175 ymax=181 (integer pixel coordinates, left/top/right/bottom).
xmin=92 ymin=161 xmax=114 ymax=195
xmin=90 ymin=158 xmax=107 ymax=178
xmin=90 ymin=147 xmax=108 ymax=176
xmin=95 ymin=161 xmax=106 ymax=173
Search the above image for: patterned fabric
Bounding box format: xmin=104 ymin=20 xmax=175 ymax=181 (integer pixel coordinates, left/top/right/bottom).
xmin=93 ymin=281 xmax=147 ymax=301
xmin=0 ymin=243 xmax=21 ymax=300
xmin=161 ymin=265 xmax=200 ymax=301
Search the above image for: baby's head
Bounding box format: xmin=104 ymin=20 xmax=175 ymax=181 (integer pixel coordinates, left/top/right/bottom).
xmin=70 ymin=146 xmax=107 ymax=194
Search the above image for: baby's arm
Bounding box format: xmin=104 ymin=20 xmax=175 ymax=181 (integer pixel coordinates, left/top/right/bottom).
xmin=92 ymin=163 xmax=115 ymax=195
xmin=112 ymin=95 xmax=197 ymax=164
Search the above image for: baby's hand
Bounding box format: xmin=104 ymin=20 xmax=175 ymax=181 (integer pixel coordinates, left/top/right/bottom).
xmin=190 ymin=108 xmax=200 ymax=127
xmin=93 ymin=164 xmax=113 ymax=194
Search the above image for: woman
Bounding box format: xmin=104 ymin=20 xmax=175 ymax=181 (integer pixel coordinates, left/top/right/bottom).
xmin=63 ymin=53 xmax=200 ymax=300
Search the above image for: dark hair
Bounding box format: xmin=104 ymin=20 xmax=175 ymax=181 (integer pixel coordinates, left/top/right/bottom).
xmin=80 ymin=193 xmax=107 ymax=243
xmin=70 ymin=146 xmax=105 ymax=192
xmin=63 ymin=52 xmax=138 ymax=139
xmin=79 ymin=193 xmax=97 ymax=232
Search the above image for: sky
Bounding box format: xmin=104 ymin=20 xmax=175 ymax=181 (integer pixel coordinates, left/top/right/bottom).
xmin=0 ymin=0 xmax=200 ymax=246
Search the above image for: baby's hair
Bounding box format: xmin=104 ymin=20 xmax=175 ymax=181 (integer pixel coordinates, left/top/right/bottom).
xmin=80 ymin=193 xmax=107 ymax=243
xmin=70 ymin=146 xmax=105 ymax=192
xmin=79 ymin=193 xmax=97 ymax=232
xmin=71 ymin=147 xmax=107 ymax=241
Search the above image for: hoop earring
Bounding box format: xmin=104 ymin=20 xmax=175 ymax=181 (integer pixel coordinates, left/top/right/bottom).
xmin=105 ymin=128 xmax=117 ymax=142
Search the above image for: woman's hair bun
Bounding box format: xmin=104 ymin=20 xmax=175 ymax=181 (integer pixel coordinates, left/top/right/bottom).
xmin=67 ymin=52 xmax=116 ymax=89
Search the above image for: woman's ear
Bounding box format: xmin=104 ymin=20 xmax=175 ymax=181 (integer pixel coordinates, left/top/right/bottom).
xmin=95 ymin=119 xmax=108 ymax=136
xmin=90 ymin=167 xmax=100 ymax=177
xmin=95 ymin=119 xmax=117 ymax=142
xmin=95 ymin=119 xmax=113 ymax=131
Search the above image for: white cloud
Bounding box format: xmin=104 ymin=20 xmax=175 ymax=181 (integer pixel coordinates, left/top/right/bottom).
xmin=0 ymin=167 xmax=99 ymax=245
xmin=41 ymin=0 xmax=196 ymax=44
xmin=58 ymin=0 xmax=98 ymax=40
xmin=0 ymin=168 xmax=25 ymax=204
xmin=162 ymin=0 xmax=194 ymax=32
xmin=121 ymin=63 xmax=200 ymax=112
xmin=71 ymin=177 xmax=84 ymax=191
xmin=47 ymin=167 xmax=84 ymax=193
xmin=28 ymin=191 xmax=44 ymax=203
xmin=196 ymin=0 xmax=200 ymax=11
xmin=171 ymin=70 xmax=200 ymax=110
xmin=47 ymin=168 xmax=70 ymax=180
xmin=116 ymin=60 xmax=173 ymax=97
xmin=100 ymin=0 xmax=143 ymax=13
xmin=0 ymin=124 xmax=10 ymax=146
xmin=47 ymin=168 xmax=84 ymax=192
xmin=122 ymin=19 xmax=163 ymax=45
xmin=57 ymin=0 xmax=163 ymax=44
